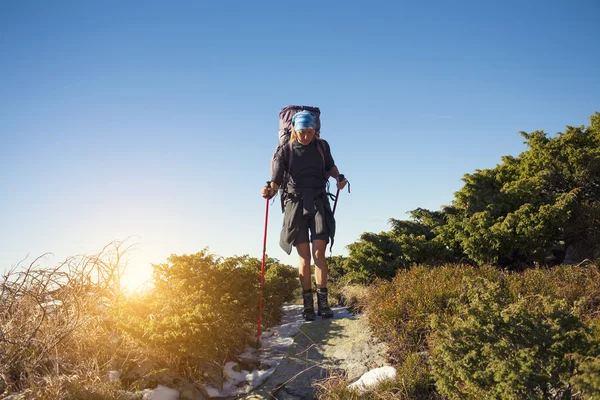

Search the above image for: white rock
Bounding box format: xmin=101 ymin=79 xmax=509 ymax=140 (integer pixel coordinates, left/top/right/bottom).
xmin=348 ymin=366 xmax=396 ymax=393
xmin=204 ymin=386 xmax=222 ymax=397
xmin=108 ymin=370 xmax=122 ymax=382
xmin=142 ymin=384 xmax=180 ymax=400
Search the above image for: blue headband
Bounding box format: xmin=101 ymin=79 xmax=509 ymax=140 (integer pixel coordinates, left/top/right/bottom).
xmin=292 ymin=111 xmax=317 ymax=131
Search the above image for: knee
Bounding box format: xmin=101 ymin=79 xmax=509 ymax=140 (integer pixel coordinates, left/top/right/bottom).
xmin=312 ymin=248 xmax=326 ymax=263
xmin=298 ymin=253 xmax=311 ymax=267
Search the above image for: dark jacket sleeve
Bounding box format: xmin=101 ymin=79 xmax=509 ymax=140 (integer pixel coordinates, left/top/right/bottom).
xmin=322 ymin=139 xmax=335 ymax=172
xmin=270 ymin=145 xmax=286 ymax=186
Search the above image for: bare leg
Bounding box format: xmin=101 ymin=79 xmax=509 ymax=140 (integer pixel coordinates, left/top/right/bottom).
xmin=312 ymin=239 xmax=328 ymax=288
xmin=296 ymin=242 xmax=312 ymax=291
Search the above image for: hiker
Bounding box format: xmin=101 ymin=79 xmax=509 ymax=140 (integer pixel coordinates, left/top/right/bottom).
xmin=261 ymin=110 xmax=347 ymax=321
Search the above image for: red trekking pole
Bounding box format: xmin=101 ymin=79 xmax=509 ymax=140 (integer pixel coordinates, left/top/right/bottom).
xmin=257 ymin=181 xmax=271 ymax=347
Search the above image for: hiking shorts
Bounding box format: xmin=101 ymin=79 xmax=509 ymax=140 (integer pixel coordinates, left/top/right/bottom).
xmin=294 ymin=216 xmax=329 ymax=246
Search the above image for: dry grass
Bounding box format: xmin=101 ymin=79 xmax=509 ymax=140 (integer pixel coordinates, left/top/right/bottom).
xmin=315 ymin=356 xmax=439 ymax=400
xmin=23 ymin=373 xmax=127 ymax=400
xmin=336 ymin=284 xmax=370 ymax=312
xmin=0 ymin=240 xmax=146 ymax=399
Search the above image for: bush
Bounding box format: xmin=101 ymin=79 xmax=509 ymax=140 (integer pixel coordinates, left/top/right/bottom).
xmin=570 ymin=317 xmax=600 ymax=399
xmin=345 ymin=232 xmax=407 ymax=284
xmin=263 ymin=261 xmax=299 ymax=324
xmin=430 ymin=277 xmax=592 ymax=400
xmin=507 ymin=265 xmax=600 ymax=320
xmin=365 ymin=264 xmax=501 ymax=361
xmin=344 ymin=226 xmax=453 ymax=285
xmin=571 ymin=354 xmax=600 ymax=400
xmin=362 ymin=264 xmax=600 ymax=400
xmin=437 ymin=113 xmax=600 ymax=267
xmin=221 ymin=254 xmax=298 ymax=326
xmin=115 ymin=250 xmax=297 ymax=377
xmin=116 ymin=251 xmax=256 ymax=369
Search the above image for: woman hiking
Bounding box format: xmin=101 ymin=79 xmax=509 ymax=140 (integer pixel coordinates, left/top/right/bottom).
xmin=261 ymin=110 xmax=347 ymax=321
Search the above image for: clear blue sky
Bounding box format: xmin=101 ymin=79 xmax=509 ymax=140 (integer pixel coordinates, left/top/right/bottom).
xmin=1 ymin=0 xmax=599 ymax=288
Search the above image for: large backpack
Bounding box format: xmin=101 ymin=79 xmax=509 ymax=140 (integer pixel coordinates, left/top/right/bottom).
xmin=277 ymin=105 xmax=321 ymax=145
xmin=271 ymin=105 xmax=329 ymax=211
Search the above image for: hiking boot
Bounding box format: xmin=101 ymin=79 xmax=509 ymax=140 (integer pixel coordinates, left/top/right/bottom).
xmin=302 ymin=289 xmax=316 ymax=321
xmin=316 ymin=287 xmax=334 ymax=318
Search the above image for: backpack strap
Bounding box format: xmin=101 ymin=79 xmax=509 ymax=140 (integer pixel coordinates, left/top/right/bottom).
xmin=315 ymin=138 xmax=330 ymax=180
xmin=280 ymin=143 xmax=294 ymax=213
xmin=285 ymin=142 xmax=294 ymax=172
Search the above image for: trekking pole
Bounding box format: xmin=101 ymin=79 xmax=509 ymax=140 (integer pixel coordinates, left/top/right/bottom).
xmin=332 ymin=174 xmax=345 ymax=216
xmin=257 ymin=181 xmax=271 ymax=347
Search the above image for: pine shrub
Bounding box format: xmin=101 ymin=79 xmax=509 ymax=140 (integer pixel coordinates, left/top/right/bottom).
xmin=365 ymin=264 xmax=501 ymax=361
xmin=115 ymin=250 xmax=297 ymax=373
xmin=430 ymin=277 xmax=592 ymax=400
xmin=507 ymin=265 xmax=600 ymax=319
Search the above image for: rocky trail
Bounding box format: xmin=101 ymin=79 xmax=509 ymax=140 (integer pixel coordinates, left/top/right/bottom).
xmin=203 ymin=304 xmax=389 ymax=400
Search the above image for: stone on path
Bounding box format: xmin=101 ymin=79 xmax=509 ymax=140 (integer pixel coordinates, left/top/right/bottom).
xmin=347 ymin=366 xmax=397 ymax=393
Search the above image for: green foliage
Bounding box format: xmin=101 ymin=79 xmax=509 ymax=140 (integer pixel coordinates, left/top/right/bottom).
xmin=359 ymin=264 xmax=600 ymax=400
xmin=392 ymin=352 xmax=438 ymax=399
xmin=219 ymin=254 xmax=298 ymax=326
xmin=507 ymin=265 xmax=600 ymax=319
xmin=115 ymin=249 xmax=296 ymax=370
xmin=437 ymin=112 xmax=600 ymax=267
xmin=344 ymin=112 xmax=600 ymax=272
xmin=570 ymin=317 xmax=600 ymax=399
xmin=326 ymin=255 xmax=349 ymax=284
xmin=345 ymin=231 xmax=407 ymax=284
xmin=571 ymin=354 xmax=600 ymax=400
xmin=430 ymin=277 xmax=592 ymax=400
xmin=263 ymin=262 xmax=298 ymax=323
xmin=365 ymin=265 xmax=502 ymax=361
xmin=345 ymin=209 xmax=453 ymax=284
xmin=324 ymin=255 xmax=350 ymax=306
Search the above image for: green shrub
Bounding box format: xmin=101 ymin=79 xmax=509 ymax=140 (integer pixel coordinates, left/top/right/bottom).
xmin=263 ymin=262 xmax=299 ymax=324
xmin=569 ymin=317 xmax=600 ymax=399
xmin=393 ymin=352 xmax=437 ymax=399
xmin=326 ymin=255 xmax=349 ymax=284
xmin=345 ymin=232 xmax=407 ymax=284
xmin=344 ymin=230 xmax=453 ymax=285
xmin=365 ymin=264 xmax=501 ymax=361
xmin=571 ymin=354 xmax=600 ymax=400
xmin=115 ymin=250 xmax=296 ymax=373
xmin=222 ymin=255 xmax=298 ymax=325
xmin=507 ymin=265 xmax=600 ymax=319
xmin=430 ymin=277 xmax=592 ymax=400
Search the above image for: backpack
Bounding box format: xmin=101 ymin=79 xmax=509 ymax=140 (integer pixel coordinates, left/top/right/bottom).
xmin=277 ymin=105 xmax=321 ymax=145
xmin=271 ymin=105 xmax=329 ymax=212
